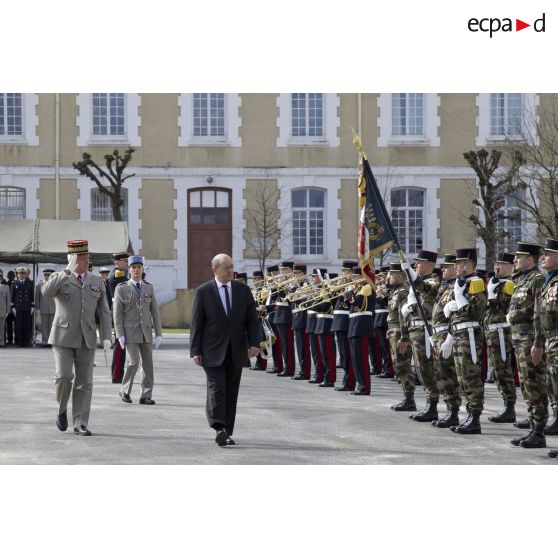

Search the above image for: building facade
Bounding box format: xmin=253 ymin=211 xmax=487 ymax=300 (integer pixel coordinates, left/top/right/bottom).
xmin=0 ymin=93 xmax=546 ymax=325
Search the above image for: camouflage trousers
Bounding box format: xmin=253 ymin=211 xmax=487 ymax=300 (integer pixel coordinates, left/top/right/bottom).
xmin=432 ymin=330 xmax=462 ymax=409
xmin=409 ymin=327 xmax=439 ymax=399
xmin=452 ymin=327 xmax=485 ymax=413
xmin=387 ymin=329 xmax=414 ymax=395
xmin=485 ymin=327 xmax=517 ymax=403
xmin=544 ymin=337 xmax=558 ymax=414
xmin=511 ymin=330 xmax=548 ymax=427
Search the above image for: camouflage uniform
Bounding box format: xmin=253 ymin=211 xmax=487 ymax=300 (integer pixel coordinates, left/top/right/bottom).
xmin=448 ymin=274 xmax=487 ymax=415
xmin=407 ymin=273 xmax=440 ymax=401
xmin=508 ymin=268 xmax=548 ymax=428
xmin=533 ymin=269 xmax=558 ymax=432
xmin=387 ymin=283 xmax=415 ymax=399
xmin=484 ymin=277 xmax=516 ymax=404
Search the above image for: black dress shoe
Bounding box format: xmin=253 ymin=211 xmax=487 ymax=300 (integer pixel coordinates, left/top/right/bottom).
xmin=226 ymin=437 xmax=236 ymax=446
xmin=335 ymin=386 xmax=354 ymax=391
xmin=319 ymin=381 xmax=334 ymax=387
xmin=74 ymin=425 xmax=92 ymax=436
xmin=139 ymin=398 xmax=156 ymax=405
xmin=308 ymin=379 xmax=320 ymax=384
xmin=351 ymin=390 xmax=370 ymax=395
xmin=276 ymin=371 xmax=291 ymax=377
xmin=120 ymin=391 xmax=132 ymax=403
xmin=215 ymin=429 xmax=229 ymax=447
xmin=56 ymin=411 xmax=68 ymax=432
xmin=266 ymin=368 xmax=279 ymax=374
xmin=292 ymin=375 xmax=306 ymax=380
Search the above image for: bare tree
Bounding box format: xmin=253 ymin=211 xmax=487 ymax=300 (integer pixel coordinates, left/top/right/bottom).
xmin=463 ymin=148 xmax=524 ymax=270
xmin=73 ymin=148 xmax=136 ymax=222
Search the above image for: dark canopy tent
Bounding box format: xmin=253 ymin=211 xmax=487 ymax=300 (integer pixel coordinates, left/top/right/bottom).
xmin=0 ymin=219 xmax=129 ymax=265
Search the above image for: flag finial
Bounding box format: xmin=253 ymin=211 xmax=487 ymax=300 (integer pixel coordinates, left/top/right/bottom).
xmin=351 ymin=128 xmax=367 ymax=158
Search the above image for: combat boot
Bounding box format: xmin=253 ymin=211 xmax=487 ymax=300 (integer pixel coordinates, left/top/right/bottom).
xmin=433 ymin=406 xmax=460 ymax=428
xmin=511 ymin=421 xmax=534 ymax=446
xmin=410 ymin=397 xmax=439 ymax=422
xmin=488 ymin=401 xmax=516 ymax=423
xmin=513 ymin=417 xmax=531 ymax=429
xmin=519 ymin=425 xmax=546 ymax=448
xmin=544 ymin=409 xmax=558 ymax=436
xmin=453 ymin=410 xmax=482 ymax=434
xmin=391 ymin=393 xmax=417 ymax=411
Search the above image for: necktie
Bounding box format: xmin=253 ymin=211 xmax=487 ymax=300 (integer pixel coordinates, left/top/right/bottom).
xmin=135 ymin=282 xmax=141 ymax=298
xmin=222 ymin=284 xmax=231 ymax=316
xmin=77 ymin=274 xmax=83 ymax=285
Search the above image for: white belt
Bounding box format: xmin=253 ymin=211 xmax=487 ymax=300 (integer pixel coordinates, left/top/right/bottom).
xmin=307 ymin=310 xmax=316 ymax=315
xmin=410 ymin=319 xmax=427 ymax=328
xmin=375 ymin=309 xmax=389 ymax=313
xmin=349 ymin=311 xmax=373 ymax=318
xmin=275 ymin=302 xmax=290 ymax=306
xmin=453 ymin=321 xmax=480 ymax=364
xmin=317 ymin=314 xmax=333 ymax=319
xmin=333 ymin=310 xmax=350 ymax=315
xmin=409 ymin=319 xmax=432 ymax=357
xmin=486 ymin=322 xmax=510 ymax=331
xmin=432 ymin=324 xmax=449 ymax=334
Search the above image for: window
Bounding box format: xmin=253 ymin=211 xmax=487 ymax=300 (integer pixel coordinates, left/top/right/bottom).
xmin=496 ymin=194 xmax=522 ymax=254
xmin=490 ymin=93 xmax=523 ymax=136
xmin=0 ymin=187 xmax=25 ymax=219
xmin=392 ymin=93 xmax=424 ymax=136
xmin=188 ymin=189 xmax=230 ymax=225
xmin=91 ymin=187 xmax=128 ymax=221
xmin=92 ymin=93 xmax=125 ymax=136
xmin=292 ymin=188 xmax=325 ymax=256
xmin=193 ymin=94 xmax=225 ymax=137
xmin=391 ymin=188 xmax=424 ymax=255
xmin=292 ymin=94 xmax=323 ymax=137
xmin=0 ymin=94 xmax=23 ymax=137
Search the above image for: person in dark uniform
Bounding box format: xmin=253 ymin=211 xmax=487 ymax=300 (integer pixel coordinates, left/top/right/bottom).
xmin=313 ymin=272 xmax=338 ymax=387
xmin=11 ymin=266 xmax=34 ymax=347
xmin=4 ymin=270 xmax=16 ymax=345
xmin=332 ymin=261 xmax=357 ymax=391
xmin=265 ymin=264 xmax=283 ymax=374
xmin=273 ymin=261 xmax=296 ymax=377
xmin=374 ymin=266 xmax=393 ymax=377
xmin=290 ymin=264 xmax=311 ymax=380
xmin=107 ymin=251 xmax=129 ymax=382
xmin=347 ymin=267 xmax=375 ymax=395
xmin=250 ymin=270 xmax=269 ymax=371
xmin=306 ymin=269 xmax=326 ymax=383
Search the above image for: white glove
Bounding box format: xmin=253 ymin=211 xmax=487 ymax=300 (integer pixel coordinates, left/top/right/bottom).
xmin=12 ymin=308 xmax=16 ymax=317
xmin=103 ymin=339 xmax=112 ymax=352
xmin=154 ymin=336 xmax=162 ymax=350
xmin=118 ymin=336 xmax=125 ymax=349
xmin=441 ymin=333 xmax=454 ymax=359
xmin=454 ymin=279 xmax=469 ymax=310
xmin=443 ymin=300 xmax=458 ymax=318
xmin=401 ymin=303 xmax=413 ymax=318
xmin=66 ymin=253 xmax=78 ymax=273
xmin=30 ymin=308 xmax=34 ymax=315
xmin=401 ymin=261 xmax=418 ymax=282
xmin=487 ymin=277 xmax=499 ymax=301
xmin=505 ymin=312 xmax=511 ymax=325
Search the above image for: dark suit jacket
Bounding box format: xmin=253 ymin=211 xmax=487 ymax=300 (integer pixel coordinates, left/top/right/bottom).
xmin=190 ymin=279 xmax=262 ymax=368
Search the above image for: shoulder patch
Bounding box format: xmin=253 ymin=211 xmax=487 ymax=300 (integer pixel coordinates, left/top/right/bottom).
xmin=503 ymin=280 xmax=514 ymax=296
xmin=468 ymin=278 xmax=485 ymax=295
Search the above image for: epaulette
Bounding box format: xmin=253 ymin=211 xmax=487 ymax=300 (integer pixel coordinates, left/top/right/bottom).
xmin=425 ymin=278 xmax=439 ymax=287
xmin=143 ymin=280 xmax=151 ymax=285
xmin=502 ymin=280 xmax=514 ymax=296
xmin=115 ymin=282 xmax=126 ymax=288
xmin=468 ymin=277 xmax=485 ymax=295
xmin=358 ymin=284 xmax=373 ymax=297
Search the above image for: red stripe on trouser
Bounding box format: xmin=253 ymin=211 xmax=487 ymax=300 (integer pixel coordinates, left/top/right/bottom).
xmin=272 ymin=325 xmax=283 ymax=372
xmin=287 ymin=325 xmax=295 ymax=374
xmin=303 ymin=332 xmax=311 ymax=379
xmin=324 ymin=334 xmax=336 ymax=383
xmin=361 ymin=337 xmax=371 ymax=392
xmin=313 ymin=334 xmax=324 ymax=381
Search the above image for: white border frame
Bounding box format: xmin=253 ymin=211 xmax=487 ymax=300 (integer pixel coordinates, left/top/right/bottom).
xmin=0 ymin=93 xmax=39 ymax=146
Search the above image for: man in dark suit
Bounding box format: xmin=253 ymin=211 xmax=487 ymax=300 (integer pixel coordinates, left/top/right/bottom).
xmin=190 ymin=253 xmax=262 ymax=447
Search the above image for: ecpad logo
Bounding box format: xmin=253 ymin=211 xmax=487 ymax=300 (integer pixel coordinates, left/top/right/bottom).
xmin=468 ymin=13 xmax=546 ymax=37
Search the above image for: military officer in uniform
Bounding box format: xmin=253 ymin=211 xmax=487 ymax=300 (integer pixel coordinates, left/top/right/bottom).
xmin=35 ymin=268 xmax=56 ymax=347
xmin=346 ymin=268 xmax=375 ymax=395
xmin=11 ymin=266 xmax=35 ymax=347
xmin=290 ymin=264 xmax=311 ymax=380
xmin=108 ymin=251 xmax=129 ymax=383
xmin=307 ymin=269 xmax=326 ymax=383
xmin=374 ymin=266 xmax=393 ymax=378
xmin=0 ymin=277 xmax=10 ymax=347
xmin=265 ymin=264 xmax=284 ymax=375
xmin=484 ymin=253 xmax=517 ymax=423
xmin=441 ymin=248 xmax=487 ymax=434
xmin=42 ymin=240 xmax=112 ymax=436
xmin=401 ymin=250 xmax=441 ymax=422
xmin=508 ymin=242 xmax=548 ymax=448
xmin=251 ymin=270 xmax=269 ymax=371
xmin=532 ymin=239 xmax=558 ymax=458
xmin=273 ymin=261 xmax=296 ymax=377
xmin=387 ymin=263 xmax=416 ymax=410
xmin=114 ymin=255 xmax=162 ymax=405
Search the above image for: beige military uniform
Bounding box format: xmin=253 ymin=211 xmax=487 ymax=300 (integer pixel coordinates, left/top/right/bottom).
xmin=0 ymin=283 xmax=11 ymax=346
xmin=35 ymin=280 xmax=56 ymax=344
xmin=113 ymin=280 xmax=162 ymax=399
xmin=42 ymin=271 xmax=111 ymax=427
